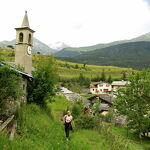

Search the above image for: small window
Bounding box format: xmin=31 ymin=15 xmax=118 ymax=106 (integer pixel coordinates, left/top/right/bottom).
xmin=19 ymin=32 xmax=24 ymax=42
xmin=23 ymin=84 xmax=25 ymax=90
xmin=28 ymin=34 xmax=32 ymax=44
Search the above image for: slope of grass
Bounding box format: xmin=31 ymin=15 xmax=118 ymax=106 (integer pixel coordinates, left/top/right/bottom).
xmin=0 ymin=96 xmax=111 ymax=150
xmin=0 ymin=47 xmax=14 ymax=62
xmin=0 ymin=95 xmax=148 ymax=150
xmin=111 ymin=126 xmax=150 ymax=150
xmin=56 ymin=59 xmax=135 ymax=81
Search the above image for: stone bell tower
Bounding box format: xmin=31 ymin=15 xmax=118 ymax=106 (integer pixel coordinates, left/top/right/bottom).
xmin=15 ymin=11 xmax=35 ymax=75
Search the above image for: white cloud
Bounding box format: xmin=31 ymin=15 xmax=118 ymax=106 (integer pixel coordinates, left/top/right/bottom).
xmin=0 ymin=0 xmax=150 ymax=47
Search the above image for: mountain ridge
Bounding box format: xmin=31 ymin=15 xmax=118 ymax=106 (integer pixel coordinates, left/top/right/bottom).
xmin=55 ymin=32 xmax=150 ymax=57
xmin=58 ymin=41 xmax=150 ymax=69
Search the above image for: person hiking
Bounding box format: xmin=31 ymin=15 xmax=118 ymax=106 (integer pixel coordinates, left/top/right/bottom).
xmin=63 ymin=111 xmax=73 ymax=140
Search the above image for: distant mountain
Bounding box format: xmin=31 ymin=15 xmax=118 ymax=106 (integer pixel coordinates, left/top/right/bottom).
xmin=59 ymin=41 xmax=150 ymax=69
xmin=0 ymin=40 xmax=15 ymax=47
xmin=55 ymin=32 xmax=150 ymax=57
xmin=48 ymin=42 xmax=69 ymax=51
xmin=0 ymin=38 xmax=54 ymax=55
xmin=33 ymin=38 xmax=54 ymax=54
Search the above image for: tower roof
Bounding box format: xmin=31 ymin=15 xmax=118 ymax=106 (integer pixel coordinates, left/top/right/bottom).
xmin=21 ymin=11 xmax=30 ymax=28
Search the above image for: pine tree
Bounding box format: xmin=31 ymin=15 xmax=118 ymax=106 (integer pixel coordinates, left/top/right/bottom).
xmin=107 ymin=74 xmax=112 ymax=83
xmin=101 ymin=69 xmax=106 ymax=81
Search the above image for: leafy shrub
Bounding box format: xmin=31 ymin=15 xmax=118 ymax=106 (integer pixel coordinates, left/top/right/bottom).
xmin=75 ymin=115 xmax=98 ymax=129
xmin=0 ymin=65 xmax=23 ymax=114
xmin=71 ymin=103 xmax=83 ymax=119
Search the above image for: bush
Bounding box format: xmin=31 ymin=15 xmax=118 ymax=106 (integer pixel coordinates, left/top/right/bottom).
xmin=0 ymin=65 xmax=23 ymax=114
xmin=75 ymin=115 xmax=98 ymax=129
xmin=71 ymin=103 xmax=83 ymax=119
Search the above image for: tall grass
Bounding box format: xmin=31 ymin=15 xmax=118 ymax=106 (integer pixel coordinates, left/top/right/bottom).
xmin=0 ymin=95 xmax=148 ymax=150
xmin=98 ymin=123 xmax=144 ymax=150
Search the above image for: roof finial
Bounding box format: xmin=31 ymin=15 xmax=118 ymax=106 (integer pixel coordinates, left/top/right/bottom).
xmin=21 ymin=11 xmax=30 ymax=28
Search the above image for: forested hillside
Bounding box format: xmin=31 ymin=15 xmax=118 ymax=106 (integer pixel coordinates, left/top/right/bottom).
xmin=59 ymin=41 xmax=150 ymax=69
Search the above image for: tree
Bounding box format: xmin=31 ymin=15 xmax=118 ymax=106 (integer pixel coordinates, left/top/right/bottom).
xmin=75 ymin=64 xmax=79 ymax=69
xmin=107 ymin=74 xmax=112 ymax=83
xmin=7 ymin=45 xmax=14 ymax=49
xmin=78 ymin=73 xmax=90 ymax=86
xmin=27 ymin=55 xmax=58 ymax=106
xmin=0 ymin=65 xmax=23 ymax=114
xmin=122 ymin=71 xmax=126 ymax=80
xmin=101 ymin=69 xmax=106 ymax=81
xmin=115 ymin=70 xmax=150 ymax=139
xmin=83 ymin=63 xmax=86 ymax=68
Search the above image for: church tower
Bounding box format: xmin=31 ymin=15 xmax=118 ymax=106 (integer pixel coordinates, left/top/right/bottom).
xmin=15 ymin=11 xmax=35 ymax=75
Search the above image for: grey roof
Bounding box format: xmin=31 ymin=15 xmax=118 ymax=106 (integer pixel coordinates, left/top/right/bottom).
xmin=88 ymin=94 xmax=113 ymax=105
xmin=21 ymin=11 xmax=30 ymax=28
xmin=99 ymin=104 xmax=109 ymax=111
xmin=112 ymin=81 xmax=129 ymax=86
xmin=99 ymin=94 xmax=113 ymax=105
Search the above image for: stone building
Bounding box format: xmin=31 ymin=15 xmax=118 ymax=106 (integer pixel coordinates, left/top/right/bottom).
xmin=14 ymin=11 xmax=35 ymax=102
xmin=15 ymin=11 xmax=35 ymax=75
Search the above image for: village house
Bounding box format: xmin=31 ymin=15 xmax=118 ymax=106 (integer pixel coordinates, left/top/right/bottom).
xmin=90 ymin=82 xmax=112 ymax=94
xmin=90 ymin=80 xmax=130 ymax=95
xmin=112 ymin=80 xmax=130 ymax=92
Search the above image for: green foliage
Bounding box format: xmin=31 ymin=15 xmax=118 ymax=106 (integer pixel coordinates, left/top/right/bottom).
xmin=71 ymin=101 xmax=84 ymax=119
xmin=122 ymin=71 xmax=127 ymax=80
xmin=27 ymin=55 xmax=58 ymax=106
xmin=107 ymin=74 xmax=112 ymax=83
xmin=75 ymin=115 xmax=98 ymax=129
xmin=92 ymin=100 xmax=101 ymax=116
xmin=75 ymin=64 xmax=79 ymax=69
xmin=57 ymin=58 xmax=134 ymax=82
xmin=116 ymin=70 xmax=150 ymax=138
xmin=0 ymin=65 xmax=23 ymax=113
xmin=0 ymin=95 xmax=148 ymax=150
xmin=101 ymin=69 xmax=106 ymax=81
xmin=7 ymin=45 xmax=14 ymax=49
xmin=78 ymin=73 xmax=91 ymax=86
xmin=99 ymin=124 xmax=144 ymax=150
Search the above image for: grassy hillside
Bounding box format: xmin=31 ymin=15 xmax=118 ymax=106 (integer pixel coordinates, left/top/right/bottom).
xmin=0 ymin=47 xmax=135 ymax=81
xmin=0 ymin=96 xmax=112 ymax=150
xmin=0 ymin=47 xmax=15 ymax=62
xmin=56 ymin=59 xmax=134 ymax=81
xmin=0 ymin=95 xmax=147 ymax=150
xmin=59 ymin=41 xmax=150 ymax=69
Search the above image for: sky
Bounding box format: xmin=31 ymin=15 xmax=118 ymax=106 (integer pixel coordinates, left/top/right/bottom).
xmin=0 ymin=0 xmax=150 ymax=47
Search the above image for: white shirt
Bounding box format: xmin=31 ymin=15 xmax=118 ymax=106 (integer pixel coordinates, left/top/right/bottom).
xmin=64 ymin=115 xmax=73 ymax=123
